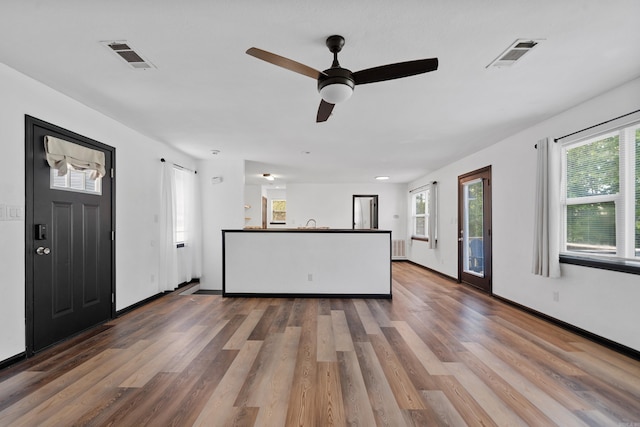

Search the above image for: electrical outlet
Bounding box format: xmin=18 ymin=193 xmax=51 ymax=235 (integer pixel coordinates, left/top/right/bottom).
xmin=307 ymin=273 xmax=313 ymax=282
xmin=553 ymin=291 xmax=559 ymax=302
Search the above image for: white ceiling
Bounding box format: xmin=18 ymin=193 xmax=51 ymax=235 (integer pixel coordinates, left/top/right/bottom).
xmin=1 ymin=0 xmax=639 ymax=185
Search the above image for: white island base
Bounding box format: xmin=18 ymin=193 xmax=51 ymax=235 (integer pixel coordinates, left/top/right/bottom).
xmin=222 ymin=229 xmax=391 ymax=298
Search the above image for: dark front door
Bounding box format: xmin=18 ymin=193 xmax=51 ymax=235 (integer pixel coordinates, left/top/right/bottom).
xmin=458 ymin=166 xmax=492 ymax=293
xmin=26 ymin=116 xmax=114 ymax=354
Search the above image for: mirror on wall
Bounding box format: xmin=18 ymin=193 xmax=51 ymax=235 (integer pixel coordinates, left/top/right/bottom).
xmin=353 ymin=195 xmax=378 ymax=229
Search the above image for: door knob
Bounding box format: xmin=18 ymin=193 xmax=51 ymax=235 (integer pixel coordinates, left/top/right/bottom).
xmin=36 ymin=246 xmax=51 ymax=255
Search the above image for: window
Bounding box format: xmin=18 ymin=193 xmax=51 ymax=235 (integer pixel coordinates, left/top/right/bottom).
xmin=271 ymin=199 xmax=286 ymax=223
xmin=560 ymin=121 xmax=639 ymax=265
xmin=50 ymin=167 xmax=102 ymax=195
xmin=411 ymin=189 xmax=429 ymax=239
xmin=174 ymin=167 xmax=187 ymax=244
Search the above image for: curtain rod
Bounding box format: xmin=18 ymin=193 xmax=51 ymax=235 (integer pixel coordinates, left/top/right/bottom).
xmin=409 ymin=181 xmax=437 ymax=193
xmin=553 ymin=109 xmax=640 ymax=143
xmin=160 ymin=158 xmax=197 ymax=174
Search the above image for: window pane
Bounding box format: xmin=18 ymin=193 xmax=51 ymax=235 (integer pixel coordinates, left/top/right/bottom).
xmin=415 ymin=217 xmax=425 ymax=236
xmin=566 ymin=135 xmax=619 ymax=198
xmin=466 ymin=181 xmax=483 ymax=239
xmin=50 ymin=168 xmax=101 ymax=194
xmin=414 ymin=193 xmax=425 ymax=215
xmin=51 ymin=169 xmax=68 ymax=188
xmin=69 ymin=170 xmax=85 ymax=190
xmin=85 ymin=175 xmax=97 ymax=192
xmin=463 ymin=180 xmax=484 ymax=276
xmin=272 ymin=200 xmax=286 ymax=211
xmin=272 ymin=200 xmax=286 ymax=222
xmin=566 ymin=202 xmax=616 ymax=254
xmin=174 ymin=168 xmax=186 ymax=243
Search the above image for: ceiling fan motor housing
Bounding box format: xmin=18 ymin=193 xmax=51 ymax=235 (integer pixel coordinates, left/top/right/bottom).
xmin=318 ymin=67 xmax=355 ymax=103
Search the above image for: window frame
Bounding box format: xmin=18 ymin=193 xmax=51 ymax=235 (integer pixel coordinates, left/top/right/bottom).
xmin=50 ymin=167 xmax=102 ymax=195
xmin=558 ymin=119 xmax=639 ymax=274
xmin=411 ymin=189 xmax=429 ymax=241
xmin=270 ymin=199 xmax=286 ymax=224
xmin=173 ymin=166 xmax=187 ymax=246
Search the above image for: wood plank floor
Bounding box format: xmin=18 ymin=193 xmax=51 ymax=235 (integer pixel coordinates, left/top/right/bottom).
xmin=1 ymin=262 xmax=639 ymax=426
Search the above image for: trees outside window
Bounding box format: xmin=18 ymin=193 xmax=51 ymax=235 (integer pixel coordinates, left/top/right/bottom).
xmin=561 ymin=123 xmax=639 ymax=260
xmin=271 ymin=199 xmax=286 ymax=223
xmin=411 ymin=190 xmax=428 ymax=238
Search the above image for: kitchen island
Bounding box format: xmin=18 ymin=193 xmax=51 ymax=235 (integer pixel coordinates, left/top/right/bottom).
xmin=222 ymin=229 xmax=391 ymax=298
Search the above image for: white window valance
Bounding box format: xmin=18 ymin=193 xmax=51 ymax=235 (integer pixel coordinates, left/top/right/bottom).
xmin=45 ymin=136 xmax=106 ymax=179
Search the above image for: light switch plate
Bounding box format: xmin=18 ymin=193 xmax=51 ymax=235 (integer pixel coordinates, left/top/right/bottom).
xmin=7 ymin=205 xmax=23 ymax=220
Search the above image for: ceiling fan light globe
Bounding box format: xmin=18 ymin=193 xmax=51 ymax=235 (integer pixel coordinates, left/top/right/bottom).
xmin=319 ymin=83 xmax=353 ymax=104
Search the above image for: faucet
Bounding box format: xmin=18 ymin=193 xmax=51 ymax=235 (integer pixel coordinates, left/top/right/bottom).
xmin=305 ymin=218 xmax=317 ymax=228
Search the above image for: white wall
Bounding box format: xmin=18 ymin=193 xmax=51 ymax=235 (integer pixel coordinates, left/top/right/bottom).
xmin=243 ymin=184 xmax=262 ymax=228
xmin=0 ymin=63 xmax=196 ymax=362
xmin=199 ymin=158 xmax=245 ymax=290
xmin=408 ymin=77 xmax=640 ymax=352
xmin=225 ymin=231 xmax=391 ymax=295
xmin=286 ymin=183 xmax=407 ymax=240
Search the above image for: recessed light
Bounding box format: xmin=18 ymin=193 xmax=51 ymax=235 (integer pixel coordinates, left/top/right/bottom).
xmin=375 ymin=176 xmax=390 ymax=180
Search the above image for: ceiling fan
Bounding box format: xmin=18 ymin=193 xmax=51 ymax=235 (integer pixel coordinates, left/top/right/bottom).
xmin=246 ymin=35 xmax=438 ymax=122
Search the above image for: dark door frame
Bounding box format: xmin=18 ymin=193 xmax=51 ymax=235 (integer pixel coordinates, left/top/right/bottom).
xmin=352 ymin=194 xmax=379 ymax=229
xmin=457 ymin=165 xmax=492 ymax=293
xmin=24 ymin=115 xmax=116 ymax=356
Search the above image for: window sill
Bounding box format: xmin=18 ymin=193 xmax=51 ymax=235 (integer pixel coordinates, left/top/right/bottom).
xmin=411 ymin=236 xmax=429 ymax=242
xmin=560 ymin=254 xmax=640 ymax=276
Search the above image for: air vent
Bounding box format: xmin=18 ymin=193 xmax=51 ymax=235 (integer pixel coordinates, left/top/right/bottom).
xmin=487 ymin=39 xmax=541 ymax=68
xmin=101 ymin=40 xmax=156 ymax=70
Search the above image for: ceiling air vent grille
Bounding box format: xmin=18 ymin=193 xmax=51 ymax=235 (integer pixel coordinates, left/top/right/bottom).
xmin=487 ymin=39 xmax=541 ymax=68
xmin=101 ymin=41 xmax=156 ymax=70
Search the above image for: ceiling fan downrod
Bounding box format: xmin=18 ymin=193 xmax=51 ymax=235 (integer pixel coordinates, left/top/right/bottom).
xmin=318 ymin=35 xmax=355 ymax=104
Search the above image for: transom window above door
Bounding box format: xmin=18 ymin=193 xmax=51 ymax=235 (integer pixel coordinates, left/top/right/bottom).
xmin=50 ymin=167 xmax=102 ymax=195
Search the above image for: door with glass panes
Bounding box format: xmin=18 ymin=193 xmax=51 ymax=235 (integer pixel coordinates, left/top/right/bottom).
xmin=26 ymin=116 xmax=114 ymax=354
xmin=458 ymin=166 xmax=492 ymax=293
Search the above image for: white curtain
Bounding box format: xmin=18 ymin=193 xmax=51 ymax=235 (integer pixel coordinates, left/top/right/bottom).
xmin=159 ymin=161 xmax=202 ymax=292
xmin=182 ymin=169 xmax=202 ymax=281
xmin=532 ymin=138 xmax=561 ymax=277
xmin=159 ymin=162 xmax=178 ymax=291
xmin=427 ymin=182 xmax=438 ymax=249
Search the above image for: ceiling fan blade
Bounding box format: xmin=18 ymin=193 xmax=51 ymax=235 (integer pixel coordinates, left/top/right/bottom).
xmin=316 ymin=100 xmax=335 ymax=122
xmin=246 ymin=47 xmax=326 ymax=80
xmin=352 ymin=58 xmax=438 ymax=85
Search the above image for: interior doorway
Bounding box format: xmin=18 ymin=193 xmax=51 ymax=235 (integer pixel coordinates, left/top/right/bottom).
xmin=25 ymin=116 xmax=115 ymax=354
xmin=352 ymin=195 xmax=378 ymax=229
xmin=458 ymin=166 xmax=492 ymax=293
